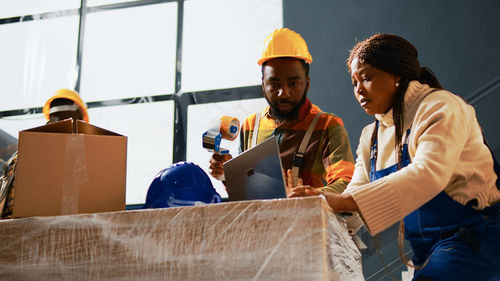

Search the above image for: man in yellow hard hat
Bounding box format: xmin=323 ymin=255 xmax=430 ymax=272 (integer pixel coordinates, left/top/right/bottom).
xmin=0 ymin=89 xmax=88 ymax=219
xmin=42 ymin=88 xmax=89 ymax=131
xmin=209 ymin=28 xmax=355 ymax=195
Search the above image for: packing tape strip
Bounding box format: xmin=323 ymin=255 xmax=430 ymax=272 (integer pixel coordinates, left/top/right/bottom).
xmin=61 ymin=135 xmax=89 ymax=214
xmin=219 ymin=116 xmax=239 ymax=141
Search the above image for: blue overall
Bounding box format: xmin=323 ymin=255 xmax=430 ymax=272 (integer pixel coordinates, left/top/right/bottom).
xmin=369 ymin=121 xmax=500 ymax=281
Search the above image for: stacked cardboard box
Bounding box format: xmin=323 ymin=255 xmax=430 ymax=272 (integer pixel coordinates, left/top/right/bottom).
xmin=12 ymin=119 xmax=127 ymax=217
xmin=0 ymin=196 xmax=363 ymax=281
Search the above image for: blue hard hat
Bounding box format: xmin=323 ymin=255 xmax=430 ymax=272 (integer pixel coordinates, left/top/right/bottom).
xmin=143 ymin=162 xmax=222 ymax=209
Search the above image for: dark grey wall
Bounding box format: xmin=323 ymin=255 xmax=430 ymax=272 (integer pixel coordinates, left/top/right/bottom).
xmin=283 ymin=1 xmax=500 ymax=280
xmin=284 ymin=0 xmax=500 ymax=153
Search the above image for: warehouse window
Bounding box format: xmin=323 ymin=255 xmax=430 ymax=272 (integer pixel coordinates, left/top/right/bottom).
xmin=0 ymin=0 xmax=282 ymax=205
xmin=0 ymin=16 xmax=80 ymax=111
xmin=80 ymin=2 xmax=177 ymax=101
xmin=89 ymin=101 xmax=175 ymax=204
xmin=0 ymin=1 xmax=80 ymax=19
xmin=182 ymin=0 xmax=282 ymax=92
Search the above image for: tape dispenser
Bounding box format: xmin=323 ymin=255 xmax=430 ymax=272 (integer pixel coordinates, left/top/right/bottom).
xmin=202 ymin=116 xmax=240 ymax=155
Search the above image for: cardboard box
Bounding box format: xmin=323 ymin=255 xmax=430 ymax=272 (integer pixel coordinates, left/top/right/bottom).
xmin=0 ymin=197 xmax=363 ymax=281
xmin=12 ymin=119 xmax=127 ymax=217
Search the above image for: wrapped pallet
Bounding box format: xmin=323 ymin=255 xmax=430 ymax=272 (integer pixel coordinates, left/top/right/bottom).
xmin=0 ymin=196 xmax=363 ymax=281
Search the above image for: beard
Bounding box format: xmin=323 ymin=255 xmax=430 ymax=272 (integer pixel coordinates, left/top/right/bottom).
xmin=265 ymin=89 xmax=308 ymax=122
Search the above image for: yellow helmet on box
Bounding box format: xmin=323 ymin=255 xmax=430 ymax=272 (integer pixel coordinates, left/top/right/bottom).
xmin=43 ymin=89 xmax=89 ymax=123
xmin=258 ymin=28 xmax=313 ymax=66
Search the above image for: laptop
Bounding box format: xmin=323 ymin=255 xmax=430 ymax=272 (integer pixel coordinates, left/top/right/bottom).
xmin=223 ymin=136 xmax=287 ymax=201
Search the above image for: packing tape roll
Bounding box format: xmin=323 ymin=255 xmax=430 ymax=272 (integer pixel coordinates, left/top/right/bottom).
xmin=219 ymin=116 xmax=239 ymax=141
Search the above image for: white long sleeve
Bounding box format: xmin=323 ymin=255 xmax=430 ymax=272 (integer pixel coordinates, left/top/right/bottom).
xmin=345 ymin=81 xmax=499 ymax=235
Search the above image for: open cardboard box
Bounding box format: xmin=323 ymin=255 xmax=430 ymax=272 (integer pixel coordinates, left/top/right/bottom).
xmin=12 ymin=119 xmax=127 ymax=218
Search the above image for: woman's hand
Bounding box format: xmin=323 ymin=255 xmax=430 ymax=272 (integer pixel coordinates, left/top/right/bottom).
xmin=285 ymin=169 xmax=319 ymax=197
xmin=321 ymin=191 xmax=360 ymax=213
xmin=288 ymin=186 xmax=321 ymax=197
xmin=284 ymin=169 xmax=359 ymax=213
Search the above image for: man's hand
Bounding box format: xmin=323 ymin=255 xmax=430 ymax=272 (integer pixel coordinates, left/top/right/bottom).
xmin=209 ymin=153 xmax=232 ymax=180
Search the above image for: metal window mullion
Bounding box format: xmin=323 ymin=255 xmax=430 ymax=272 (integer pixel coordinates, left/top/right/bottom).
xmin=0 ymin=0 xmax=178 ymax=25
xmin=75 ymin=0 xmax=87 ymax=93
xmin=172 ymin=0 xmax=185 ymax=163
xmin=0 ymin=87 xmax=262 ymax=118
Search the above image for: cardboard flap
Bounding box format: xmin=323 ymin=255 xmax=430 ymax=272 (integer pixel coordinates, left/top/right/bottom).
xmin=77 ymin=120 xmax=123 ymax=136
xmin=21 ymin=119 xmax=73 ymax=134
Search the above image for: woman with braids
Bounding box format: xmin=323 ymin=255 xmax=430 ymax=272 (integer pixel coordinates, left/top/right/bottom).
xmin=289 ymin=33 xmax=500 ymax=281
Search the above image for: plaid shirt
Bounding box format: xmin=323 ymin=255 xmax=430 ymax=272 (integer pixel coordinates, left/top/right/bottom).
xmin=240 ymin=98 xmax=355 ymax=193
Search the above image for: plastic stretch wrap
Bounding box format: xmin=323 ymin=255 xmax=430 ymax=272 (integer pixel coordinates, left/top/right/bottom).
xmin=0 ymin=196 xmax=363 ymax=281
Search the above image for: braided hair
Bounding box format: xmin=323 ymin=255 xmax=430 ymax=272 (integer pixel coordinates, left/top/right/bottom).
xmin=347 ymin=34 xmax=441 ymax=167
xmin=347 ymin=34 xmax=442 ymax=269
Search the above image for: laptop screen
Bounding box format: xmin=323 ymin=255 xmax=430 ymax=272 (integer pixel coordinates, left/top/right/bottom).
xmin=223 ymin=136 xmax=287 ymax=201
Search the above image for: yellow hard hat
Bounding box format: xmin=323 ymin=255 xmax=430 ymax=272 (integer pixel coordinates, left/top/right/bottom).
xmin=258 ymin=28 xmax=313 ymax=66
xmin=43 ymin=89 xmax=89 ymax=123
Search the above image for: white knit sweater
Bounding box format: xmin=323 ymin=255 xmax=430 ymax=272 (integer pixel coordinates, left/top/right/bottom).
xmin=345 ymin=81 xmax=500 ymax=235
